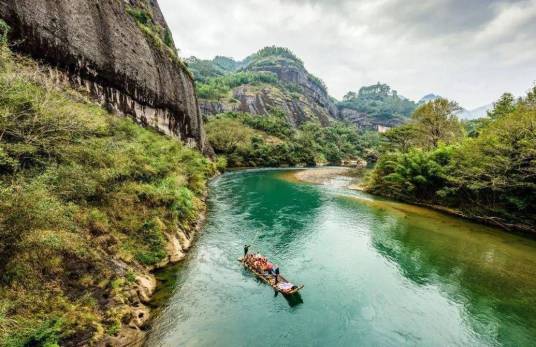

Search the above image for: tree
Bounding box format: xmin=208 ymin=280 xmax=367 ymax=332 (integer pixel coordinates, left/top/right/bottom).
xmin=487 ymin=93 xmax=516 ymax=119
xmin=411 ymin=98 xmax=463 ymax=149
xmin=523 ymin=85 xmax=536 ymax=106
xmin=463 ymin=118 xmax=491 ymax=138
xmin=368 ymin=146 xmax=453 ymax=202
xmin=445 ymin=102 xmax=536 ymax=226
xmin=205 ymin=117 xmax=254 ymax=153
xmin=382 ymin=124 xmax=419 ymax=152
xmin=0 ymin=19 xmax=9 ymax=44
xmin=343 ymin=91 xmax=358 ymax=101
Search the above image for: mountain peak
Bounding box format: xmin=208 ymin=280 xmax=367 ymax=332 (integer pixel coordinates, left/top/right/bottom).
xmin=418 ymin=94 xmax=442 ymax=104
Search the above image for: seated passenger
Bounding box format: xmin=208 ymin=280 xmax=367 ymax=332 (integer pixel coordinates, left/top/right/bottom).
xmin=264 ymin=262 xmax=274 ymax=272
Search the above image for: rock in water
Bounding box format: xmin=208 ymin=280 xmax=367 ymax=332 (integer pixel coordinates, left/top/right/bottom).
xmin=0 ymin=0 xmax=207 ymax=151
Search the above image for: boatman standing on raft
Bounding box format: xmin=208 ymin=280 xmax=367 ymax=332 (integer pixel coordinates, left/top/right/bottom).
xmin=273 ymin=266 xmax=280 ymax=284
xmin=244 ymin=244 xmax=250 ymax=257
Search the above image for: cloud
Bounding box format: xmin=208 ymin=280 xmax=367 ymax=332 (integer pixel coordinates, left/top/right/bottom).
xmin=159 ymin=0 xmax=536 ymax=108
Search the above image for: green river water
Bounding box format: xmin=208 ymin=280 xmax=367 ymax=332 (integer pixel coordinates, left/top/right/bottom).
xmin=145 ymin=169 xmax=536 ymax=347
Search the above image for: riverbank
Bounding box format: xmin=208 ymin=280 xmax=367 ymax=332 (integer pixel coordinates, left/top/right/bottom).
xmin=104 ymin=198 xmax=208 ymax=347
xmin=286 ymin=167 xmax=534 ymax=236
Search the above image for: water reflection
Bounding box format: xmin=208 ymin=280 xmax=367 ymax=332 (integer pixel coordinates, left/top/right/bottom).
xmin=213 ymin=170 xmax=326 ymax=256
xmin=277 ymin=291 xmax=304 ymax=307
xmin=342 ymin=196 xmax=536 ymax=346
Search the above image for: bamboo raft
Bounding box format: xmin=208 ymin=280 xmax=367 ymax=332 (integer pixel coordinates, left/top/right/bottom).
xmin=239 ymin=257 xmax=304 ymax=295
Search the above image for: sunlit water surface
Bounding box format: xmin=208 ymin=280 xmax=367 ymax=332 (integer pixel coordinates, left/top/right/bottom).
xmin=145 ymin=169 xmax=536 ymax=347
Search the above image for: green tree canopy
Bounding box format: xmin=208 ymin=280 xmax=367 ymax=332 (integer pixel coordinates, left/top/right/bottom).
xmin=487 ymin=92 xmax=516 ymax=119
xmin=338 ymin=83 xmax=417 ymax=123
xmin=411 ymin=98 xmax=463 ymax=149
xmin=382 ymin=124 xmax=419 ymax=152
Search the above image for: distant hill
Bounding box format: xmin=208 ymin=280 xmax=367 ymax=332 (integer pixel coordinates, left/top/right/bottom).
xmin=419 ymin=93 xmax=492 ymax=120
xmin=462 ymin=104 xmax=493 ymax=120
xmin=418 ymin=94 xmax=442 ymax=104
xmin=337 ymin=83 xmax=418 ymax=129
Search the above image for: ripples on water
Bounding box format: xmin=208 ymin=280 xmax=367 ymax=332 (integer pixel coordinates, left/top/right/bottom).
xmin=146 ymin=170 xmax=536 ymax=347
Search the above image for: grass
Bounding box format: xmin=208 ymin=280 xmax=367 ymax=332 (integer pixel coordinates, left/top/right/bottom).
xmin=0 ymin=42 xmax=217 ymax=345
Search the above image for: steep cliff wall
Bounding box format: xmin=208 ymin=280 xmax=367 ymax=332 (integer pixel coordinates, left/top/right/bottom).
xmin=249 ymin=62 xmax=338 ymax=119
xmin=200 ymin=83 xmax=334 ymax=127
xmin=0 ymin=0 xmax=206 ymax=150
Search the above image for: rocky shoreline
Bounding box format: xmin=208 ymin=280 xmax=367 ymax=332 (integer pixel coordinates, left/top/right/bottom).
xmin=102 ymin=195 xmax=208 ymax=347
xmin=289 ymin=167 xmax=366 ymax=191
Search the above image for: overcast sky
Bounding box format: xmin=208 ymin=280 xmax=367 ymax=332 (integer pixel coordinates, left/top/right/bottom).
xmin=159 ymin=0 xmax=536 ymax=109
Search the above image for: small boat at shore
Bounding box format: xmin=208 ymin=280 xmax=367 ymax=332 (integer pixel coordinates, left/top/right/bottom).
xmin=239 ymin=256 xmax=304 ymax=295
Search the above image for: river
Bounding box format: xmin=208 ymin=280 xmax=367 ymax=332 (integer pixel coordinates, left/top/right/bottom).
xmin=145 ymin=169 xmax=536 ymax=346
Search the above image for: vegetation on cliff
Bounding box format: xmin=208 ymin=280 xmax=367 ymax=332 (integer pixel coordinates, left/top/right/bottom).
xmin=368 ymin=93 xmax=536 ymax=231
xmin=0 ymin=43 xmax=216 ymax=346
xmin=197 ymin=71 xmax=279 ymax=100
xmin=206 ymin=112 xmax=380 ymax=167
xmin=126 ymin=0 xmax=190 ymax=75
xmin=186 ymin=56 xmax=240 ymax=84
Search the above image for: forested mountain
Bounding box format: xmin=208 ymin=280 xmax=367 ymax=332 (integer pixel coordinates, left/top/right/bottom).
xmin=186 ymin=55 xmax=242 ymax=83
xmin=189 ymin=47 xmax=337 ymax=127
xmin=188 ymin=47 xmax=414 ymax=130
xmin=337 ymin=83 xmax=418 ymax=129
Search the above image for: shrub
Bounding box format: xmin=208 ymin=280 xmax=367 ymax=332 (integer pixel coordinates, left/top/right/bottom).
xmin=4 ymin=319 xmax=64 ymax=347
xmin=126 ymin=6 xmax=152 ymax=26
xmin=0 ymin=20 xmax=9 ymax=45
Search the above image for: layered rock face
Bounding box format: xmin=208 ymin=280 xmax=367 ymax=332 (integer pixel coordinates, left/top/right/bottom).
xmin=0 ymin=0 xmax=206 ymax=150
xmin=201 ymin=83 xmax=334 ymax=127
xmin=248 ymin=63 xmax=338 ymax=124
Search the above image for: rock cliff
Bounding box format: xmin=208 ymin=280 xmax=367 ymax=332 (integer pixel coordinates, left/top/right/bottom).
xmin=247 ymin=62 xmax=338 ymax=125
xmin=191 ymin=47 xmax=338 ymax=127
xmin=337 ymin=107 xmax=405 ymax=130
xmin=0 ymin=0 xmax=206 ymax=150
